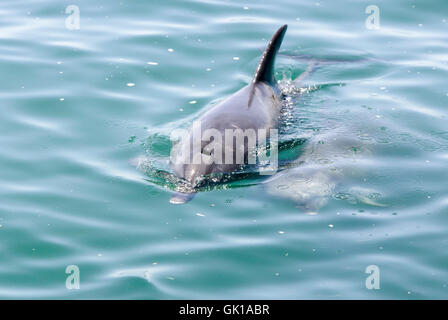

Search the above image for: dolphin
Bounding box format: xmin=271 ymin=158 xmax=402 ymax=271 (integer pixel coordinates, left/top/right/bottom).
xmin=169 ymin=25 xmax=288 ymax=204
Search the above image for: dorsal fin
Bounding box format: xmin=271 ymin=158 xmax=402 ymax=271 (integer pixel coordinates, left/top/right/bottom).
xmin=253 ymin=24 xmax=288 ymax=85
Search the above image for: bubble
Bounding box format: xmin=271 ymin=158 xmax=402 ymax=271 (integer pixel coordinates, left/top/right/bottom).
xmin=368 ymin=192 xmax=382 ymax=200
xmin=333 ymin=192 xmax=350 ymax=200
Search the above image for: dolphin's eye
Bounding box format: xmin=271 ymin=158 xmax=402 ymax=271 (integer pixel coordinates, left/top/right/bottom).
xmin=201 ymin=140 xmax=214 ymax=156
xmin=202 ymin=146 xmax=212 ymax=156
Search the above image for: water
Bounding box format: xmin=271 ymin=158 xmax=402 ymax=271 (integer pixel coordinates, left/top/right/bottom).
xmin=1 ymin=0 xmax=447 ymax=299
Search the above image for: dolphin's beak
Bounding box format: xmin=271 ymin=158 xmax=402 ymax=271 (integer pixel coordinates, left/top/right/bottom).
xmin=170 ymin=192 xmax=196 ymax=204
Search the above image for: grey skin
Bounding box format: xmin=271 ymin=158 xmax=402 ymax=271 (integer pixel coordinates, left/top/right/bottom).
xmin=169 ymin=25 xmax=288 ymax=204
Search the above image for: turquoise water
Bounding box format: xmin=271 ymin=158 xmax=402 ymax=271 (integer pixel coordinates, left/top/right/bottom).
xmin=1 ymin=0 xmax=448 ymax=299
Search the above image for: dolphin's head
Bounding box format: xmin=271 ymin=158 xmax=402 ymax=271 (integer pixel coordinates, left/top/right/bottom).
xmin=179 ymin=162 xmax=211 ymax=187
xmin=168 ymin=137 xmax=209 ymax=204
xmin=168 ymin=160 xmax=213 ymax=205
xmin=170 ymin=132 xmax=217 ymax=188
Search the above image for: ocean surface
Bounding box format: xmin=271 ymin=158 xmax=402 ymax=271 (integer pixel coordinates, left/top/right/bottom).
xmin=1 ymin=0 xmax=447 ymax=299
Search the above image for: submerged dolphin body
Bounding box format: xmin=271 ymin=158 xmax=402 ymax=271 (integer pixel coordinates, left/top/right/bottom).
xmin=169 ymin=25 xmax=288 ymax=204
xmin=263 ymin=128 xmax=385 ymax=214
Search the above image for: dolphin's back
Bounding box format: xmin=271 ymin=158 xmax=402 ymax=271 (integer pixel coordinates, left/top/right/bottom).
xmin=253 ymin=24 xmax=288 ymax=86
xmin=199 ymin=83 xmax=281 ymax=131
xmin=169 ymin=25 xmax=288 ymax=203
